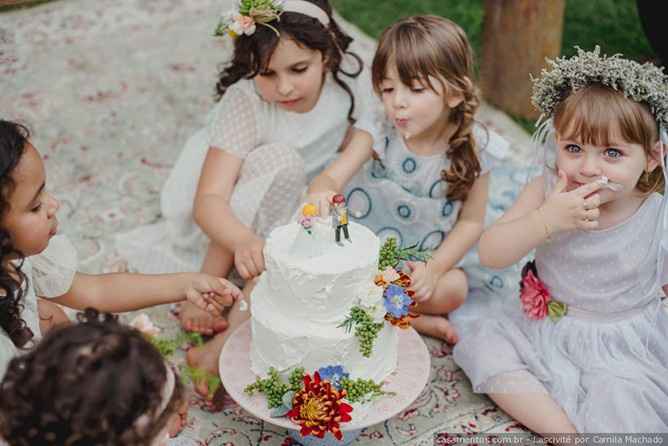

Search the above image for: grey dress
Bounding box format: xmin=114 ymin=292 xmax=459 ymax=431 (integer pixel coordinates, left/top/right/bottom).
xmin=454 ymin=192 xmax=668 ymax=432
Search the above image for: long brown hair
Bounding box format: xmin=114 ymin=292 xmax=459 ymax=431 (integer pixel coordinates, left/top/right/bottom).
xmin=371 ymin=15 xmax=481 ymax=201
xmin=215 ymin=0 xmax=362 ymax=122
xmin=553 ymin=84 xmax=664 ymax=194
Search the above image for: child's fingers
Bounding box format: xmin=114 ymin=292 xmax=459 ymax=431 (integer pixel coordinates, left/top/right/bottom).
xmin=583 ymin=194 xmax=600 ymax=210
xmin=574 ymin=179 xmax=603 ymax=198
xmin=554 ymin=170 xmax=568 ymax=193
xmin=578 ymin=217 xmax=599 ymax=230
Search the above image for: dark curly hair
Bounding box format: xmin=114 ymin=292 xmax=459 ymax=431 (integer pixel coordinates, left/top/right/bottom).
xmin=0 ymin=119 xmax=33 ymax=348
xmin=215 ymin=0 xmax=362 ymax=122
xmin=0 ymin=308 xmax=184 ymax=446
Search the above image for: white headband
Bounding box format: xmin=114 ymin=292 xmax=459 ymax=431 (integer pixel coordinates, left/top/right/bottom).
xmin=283 ymin=0 xmax=330 ymax=27
xmin=136 ymin=363 xmax=176 ymax=432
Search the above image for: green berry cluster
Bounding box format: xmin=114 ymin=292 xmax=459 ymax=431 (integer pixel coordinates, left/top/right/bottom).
xmin=379 ymin=237 xmax=399 ymax=270
xmin=340 ymin=377 xmax=386 ymax=403
xmin=244 ymin=367 xmax=305 ymax=408
xmin=378 ymin=238 xmax=431 ymax=271
xmin=349 ymin=307 xmax=383 ymax=358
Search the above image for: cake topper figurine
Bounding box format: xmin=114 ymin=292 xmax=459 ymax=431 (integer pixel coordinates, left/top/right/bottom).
xmin=331 ymin=194 xmax=351 ymax=245
xmin=299 ymin=203 xmax=318 ymax=235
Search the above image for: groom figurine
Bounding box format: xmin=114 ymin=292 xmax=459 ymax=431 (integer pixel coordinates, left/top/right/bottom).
xmin=331 ymin=194 xmax=351 ymax=244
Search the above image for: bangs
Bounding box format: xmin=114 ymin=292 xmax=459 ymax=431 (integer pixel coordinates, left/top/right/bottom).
xmin=554 ymin=85 xmax=658 ymax=149
xmin=371 ymin=23 xmax=446 ymax=94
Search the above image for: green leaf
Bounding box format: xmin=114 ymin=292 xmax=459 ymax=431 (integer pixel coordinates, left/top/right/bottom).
xmin=547 ymin=301 xmax=568 ymax=322
xmin=282 ymin=390 xmax=295 ymax=409
xmin=270 ymin=404 xmax=291 ymax=418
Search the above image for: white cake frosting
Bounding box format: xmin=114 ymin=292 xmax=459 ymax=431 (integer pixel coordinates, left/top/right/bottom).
xmin=250 ymin=220 xmax=398 ymax=382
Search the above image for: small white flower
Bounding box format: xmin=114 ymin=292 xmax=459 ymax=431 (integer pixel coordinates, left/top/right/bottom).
xmin=129 ymin=314 xmax=160 ymax=337
xmin=359 ymin=282 xmax=383 ymax=308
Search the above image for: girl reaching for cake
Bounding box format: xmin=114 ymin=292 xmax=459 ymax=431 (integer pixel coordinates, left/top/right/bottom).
xmin=0 ymin=119 xmax=241 ymax=379
xmin=453 ymin=48 xmax=668 ymax=433
xmin=116 ymin=0 xmax=384 ymax=399
xmin=308 ymin=15 xmax=514 ymax=344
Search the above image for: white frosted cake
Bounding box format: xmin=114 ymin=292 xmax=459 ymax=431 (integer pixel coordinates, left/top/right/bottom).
xmin=250 ymin=219 xmax=398 ymax=382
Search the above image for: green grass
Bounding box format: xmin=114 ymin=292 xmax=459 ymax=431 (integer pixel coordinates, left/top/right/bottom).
xmin=332 ymin=0 xmax=655 ymax=131
xmin=332 ymin=0 xmax=654 ymax=62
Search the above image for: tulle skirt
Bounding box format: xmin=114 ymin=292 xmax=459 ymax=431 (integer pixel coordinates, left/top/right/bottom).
xmin=454 ymin=297 xmax=668 ymax=432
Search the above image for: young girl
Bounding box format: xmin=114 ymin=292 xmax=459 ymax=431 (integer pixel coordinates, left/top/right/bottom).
xmin=0 ymin=309 xmax=189 ymax=446
xmin=453 ymin=48 xmax=668 ymax=433
xmin=115 ymin=0 xmax=379 ymax=338
xmin=308 ymin=15 xmax=515 ymax=344
xmin=0 ymin=120 xmax=242 ymax=378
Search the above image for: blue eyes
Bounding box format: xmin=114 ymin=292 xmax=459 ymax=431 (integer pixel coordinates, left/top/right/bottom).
xmin=564 ymin=144 xmax=622 ymax=159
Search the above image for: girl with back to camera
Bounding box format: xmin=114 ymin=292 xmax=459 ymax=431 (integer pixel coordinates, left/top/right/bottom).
xmin=454 ymin=48 xmax=668 ymax=433
xmin=116 ymin=0 xmax=381 ymax=396
xmin=308 ymin=15 xmax=514 ymax=344
xmin=0 ymin=309 xmax=188 ymax=446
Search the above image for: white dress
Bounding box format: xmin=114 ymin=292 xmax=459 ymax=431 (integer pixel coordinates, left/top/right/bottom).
xmin=0 ymin=235 xmax=77 ymax=379
xmin=453 ymin=193 xmax=668 ymax=432
xmin=115 ymin=56 xmax=379 ymax=274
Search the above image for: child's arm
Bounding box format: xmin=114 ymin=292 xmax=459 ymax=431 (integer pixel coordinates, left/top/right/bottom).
xmin=410 ymin=172 xmax=490 ymax=300
xmin=194 ymin=148 xmax=265 ymax=279
xmin=307 ymin=129 xmax=374 ymax=215
xmin=480 ymin=172 xmax=603 ymax=269
xmin=50 ymin=272 xmax=241 ymax=314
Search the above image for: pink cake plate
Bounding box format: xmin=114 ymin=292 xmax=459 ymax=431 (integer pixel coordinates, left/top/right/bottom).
xmin=219 ymin=320 xmax=431 ymax=446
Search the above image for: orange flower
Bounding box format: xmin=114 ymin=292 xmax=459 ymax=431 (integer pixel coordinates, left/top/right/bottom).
xmin=287 ymin=372 xmax=353 ymax=440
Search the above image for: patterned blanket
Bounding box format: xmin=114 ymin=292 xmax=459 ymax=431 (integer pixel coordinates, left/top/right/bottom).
xmin=0 ymin=0 xmax=539 ymax=444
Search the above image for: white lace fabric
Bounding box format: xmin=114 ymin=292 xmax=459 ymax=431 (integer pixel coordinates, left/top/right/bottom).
xmin=0 ymin=235 xmax=78 ymax=379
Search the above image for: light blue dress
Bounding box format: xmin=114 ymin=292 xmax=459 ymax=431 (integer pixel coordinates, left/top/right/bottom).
xmin=345 ymin=120 xmax=524 ymax=307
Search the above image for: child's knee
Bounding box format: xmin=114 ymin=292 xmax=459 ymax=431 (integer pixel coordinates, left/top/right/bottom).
xmin=445 ymin=268 xmax=468 ymax=307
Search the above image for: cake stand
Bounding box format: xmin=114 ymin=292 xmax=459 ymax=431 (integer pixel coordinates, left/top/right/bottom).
xmin=219 ymin=320 xmax=431 ymax=446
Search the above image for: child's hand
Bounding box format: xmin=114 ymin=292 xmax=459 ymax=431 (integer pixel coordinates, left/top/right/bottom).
xmin=305 ymin=191 xmax=336 ymax=217
xmin=183 ymin=274 xmax=242 ymax=315
xmin=406 ymin=261 xmax=441 ymax=303
xmin=540 ymin=170 xmax=603 ymax=233
xmin=234 ymin=235 xmax=266 ymax=280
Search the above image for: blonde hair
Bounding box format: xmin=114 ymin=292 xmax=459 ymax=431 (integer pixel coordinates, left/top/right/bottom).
xmin=553 ymin=84 xmax=663 ymax=194
xmin=371 ymin=15 xmax=481 ymax=201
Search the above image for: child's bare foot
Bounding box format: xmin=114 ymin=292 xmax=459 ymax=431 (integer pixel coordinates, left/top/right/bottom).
xmin=178 ymin=301 xmax=228 ymax=335
xmin=411 ymin=314 xmax=459 ymax=344
xmin=167 ymin=399 xmax=189 ymax=437
xmin=185 ymin=333 xmax=228 ymax=400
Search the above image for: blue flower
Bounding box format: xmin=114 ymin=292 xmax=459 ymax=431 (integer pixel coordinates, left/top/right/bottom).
xmin=383 ymin=284 xmax=411 ymax=318
xmin=317 ymin=365 xmax=349 ymax=389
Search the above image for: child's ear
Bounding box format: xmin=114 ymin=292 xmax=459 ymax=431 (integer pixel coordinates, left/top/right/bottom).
xmin=646 ymin=141 xmax=664 ymax=173
xmin=446 ymin=92 xmax=464 ymax=109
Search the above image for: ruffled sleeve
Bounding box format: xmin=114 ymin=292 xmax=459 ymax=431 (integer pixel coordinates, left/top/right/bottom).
xmin=475 ymin=125 xmax=511 ymax=175
xmin=207 ymin=84 xmax=258 ymax=159
xmin=30 ymin=235 xmax=78 ymax=298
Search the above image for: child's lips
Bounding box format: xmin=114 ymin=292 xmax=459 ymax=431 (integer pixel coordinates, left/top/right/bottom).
xmin=395 ymin=118 xmax=409 ymax=128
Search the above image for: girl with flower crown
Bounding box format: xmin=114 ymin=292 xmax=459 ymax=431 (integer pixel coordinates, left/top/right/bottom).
xmin=307 ymin=16 xmax=521 ymax=344
xmin=453 ymin=48 xmax=668 ymax=433
xmin=116 ymin=0 xmax=380 ymax=397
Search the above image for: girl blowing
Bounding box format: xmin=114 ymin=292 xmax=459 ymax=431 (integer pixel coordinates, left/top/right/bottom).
xmin=308 ymin=16 xmax=512 ymax=343
xmin=0 ymin=119 xmax=241 ymax=378
xmin=0 ymin=309 xmax=187 ymax=446
xmin=454 ymin=48 xmax=668 ymax=433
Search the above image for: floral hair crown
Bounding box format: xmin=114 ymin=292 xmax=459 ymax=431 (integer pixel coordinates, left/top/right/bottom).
xmin=215 ymin=0 xmax=330 ymax=38
xmin=531 ymin=46 xmax=668 ymax=130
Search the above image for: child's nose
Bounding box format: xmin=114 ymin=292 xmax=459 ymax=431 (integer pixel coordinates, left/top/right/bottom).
xmin=392 ymin=89 xmax=408 ymax=109
xmin=47 ymin=193 xmax=60 ymax=215
xmin=277 ymin=77 xmax=294 ymax=97
xmin=581 ymin=154 xmax=601 ymax=176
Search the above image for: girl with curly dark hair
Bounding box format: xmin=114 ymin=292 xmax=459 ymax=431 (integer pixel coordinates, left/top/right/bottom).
xmin=115 ymin=0 xmax=383 ymax=397
xmin=308 ymin=16 xmax=514 ymax=344
xmin=0 ymin=308 xmax=186 ymax=446
xmin=0 ymin=119 xmax=243 ymax=378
